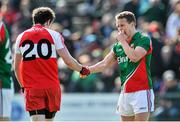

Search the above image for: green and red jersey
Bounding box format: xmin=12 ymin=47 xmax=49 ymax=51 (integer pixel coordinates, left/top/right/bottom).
xmin=0 ymin=21 xmax=12 ymax=88
xmin=113 ymin=32 xmax=153 ymax=93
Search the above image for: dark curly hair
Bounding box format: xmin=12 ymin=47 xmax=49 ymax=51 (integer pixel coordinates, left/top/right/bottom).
xmin=32 ymin=7 xmax=55 ymax=25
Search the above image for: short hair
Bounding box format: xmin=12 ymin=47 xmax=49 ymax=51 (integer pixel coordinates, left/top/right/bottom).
xmin=32 ymin=7 xmax=55 ymax=25
xmin=115 ymin=11 xmax=136 ymax=24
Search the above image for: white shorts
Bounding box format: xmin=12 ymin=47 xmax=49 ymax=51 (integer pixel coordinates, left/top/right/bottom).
xmin=0 ymin=88 xmax=14 ymax=118
xmin=116 ymin=89 xmax=154 ymax=116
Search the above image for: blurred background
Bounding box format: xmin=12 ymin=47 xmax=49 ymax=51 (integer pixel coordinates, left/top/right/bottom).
xmin=0 ymin=0 xmax=179 ymax=121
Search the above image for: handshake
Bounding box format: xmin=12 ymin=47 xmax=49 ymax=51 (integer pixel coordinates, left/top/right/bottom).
xmin=80 ymin=66 xmax=90 ymax=78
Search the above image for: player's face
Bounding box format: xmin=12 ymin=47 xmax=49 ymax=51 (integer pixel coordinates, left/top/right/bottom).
xmin=116 ymin=18 xmax=134 ymax=38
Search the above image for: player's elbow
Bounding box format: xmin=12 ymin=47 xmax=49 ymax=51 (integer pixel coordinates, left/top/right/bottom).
xmin=13 ymin=63 xmax=18 ymax=73
xmin=64 ymin=59 xmax=74 ymax=67
xmin=14 ymin=66 xmax=17 ymax=72
xmin=13 ymin=65 xmax=19 ymax=78
xmin=129 ymin=53 xmax=141 ymax=63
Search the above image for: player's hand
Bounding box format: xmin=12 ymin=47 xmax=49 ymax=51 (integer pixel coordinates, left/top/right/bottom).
xmin=80 ymin=66 xmax=90 ymax=78
xmin=80 ymin=74 xmax=88 ymax=78
xmin=117 ymin=30 xmax=128 ymax=43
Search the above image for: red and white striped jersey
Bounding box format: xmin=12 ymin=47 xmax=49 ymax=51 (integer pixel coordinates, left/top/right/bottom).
xmin=15 ymin=24 xmax=65 ymax=89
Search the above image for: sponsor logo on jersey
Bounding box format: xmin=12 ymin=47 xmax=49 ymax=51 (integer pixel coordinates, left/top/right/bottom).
xmin=117 ymin=56 xmax=128 ymax=64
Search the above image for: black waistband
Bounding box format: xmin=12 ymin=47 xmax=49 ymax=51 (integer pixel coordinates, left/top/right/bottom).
xmin=29 ymin=109 xmax=45 ymax=116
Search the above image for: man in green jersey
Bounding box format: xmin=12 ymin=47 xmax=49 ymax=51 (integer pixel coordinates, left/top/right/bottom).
xmin=81 ymin=11 xmax=154 ymax=121
xmin=0 ymin=20 xmax=13 ymax=121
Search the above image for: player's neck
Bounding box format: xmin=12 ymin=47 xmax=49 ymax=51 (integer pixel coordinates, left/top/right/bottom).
xmin=128 ymin=29 xmax=136 ymax=43
xmin=130 ymin=28 xmax=136 ymax=38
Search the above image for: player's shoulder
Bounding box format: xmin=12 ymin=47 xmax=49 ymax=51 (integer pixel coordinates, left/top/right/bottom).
xmin=16 ymin=32 xmax=24 ymax=40
xmin=139 ymin=32 xmax=150 ymax=41
xmin=113 ymin=42 xmax=122 ymax=52
xmin=16 ymin=28 xmax=32 ymax=42
xmin=16 ymin=27 xmax=36 ymax=39
xmin=45 ymin=28 xmax=61 ymax=36
xmin=45 ymin=28 xmax=64 ymax=42
xmin=16 ymin=31 xmax=26 ymax=40
xmin=18 ymin=27 xmax=32 ymax=35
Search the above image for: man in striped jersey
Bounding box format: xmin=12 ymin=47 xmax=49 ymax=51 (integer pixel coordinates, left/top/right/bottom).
xmin=0 ymin=20 xmax=13 ymax=121
xmin=83 ymin=11 xmax=154 ymax=121
xmin=14 ymin=7 xmax=90 ymax=122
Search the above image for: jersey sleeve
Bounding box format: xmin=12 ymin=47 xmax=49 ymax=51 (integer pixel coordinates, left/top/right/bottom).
xmin=47 ymin=29 xmax=65 ymax=50
xmin=54 ymin=33 xmax=65 ymax=50
xmin=113 ymin=42 xmax=118 ymax=54
xmin=137 ymin=36 xmax=151 ymax=51
xmin=15 ymin=33 xmax=24 ymax=54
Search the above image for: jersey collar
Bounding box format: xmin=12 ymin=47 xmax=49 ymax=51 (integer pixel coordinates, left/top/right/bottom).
xmin=128 ymin=32 xmax=141 ymax=44
xmin=132 ymin=32 xmax=141 ymax=40
xmin=117 ymin=32 xmax=141 ymax=45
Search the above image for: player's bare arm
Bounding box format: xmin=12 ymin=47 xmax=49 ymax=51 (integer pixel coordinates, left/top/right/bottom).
xmin=89 ymin=50 xmax=116 ymax=73
xmin=57 ymin=47 xmax=82 ymax=72
xmin=117 ymin=32 xmax=147 ymax=62
xmin=14 ymin=53 xmax=23 ymax=87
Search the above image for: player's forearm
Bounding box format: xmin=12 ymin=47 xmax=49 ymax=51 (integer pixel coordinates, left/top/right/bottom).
xmin=89 ymin=51 xmax=116 ymax=73
xmin=89 ymin=61 xmax=107 ymax=73
xmin=121 ymin=41 xmax=138 ymax=62
xmin=65 ymin=58 xmax=82 ymax=72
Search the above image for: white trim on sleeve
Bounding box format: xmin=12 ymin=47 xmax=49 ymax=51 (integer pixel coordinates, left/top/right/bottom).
xmin=14 ymin=32 xmax=24 ymax=54
xmin=46 ymin=28 xmax=65 ymax=50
